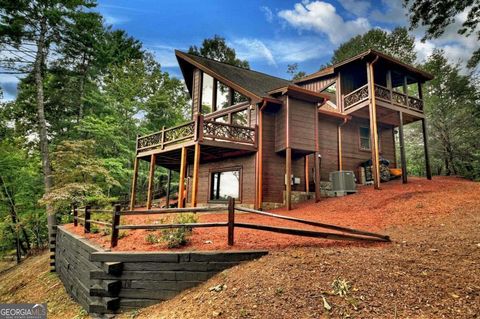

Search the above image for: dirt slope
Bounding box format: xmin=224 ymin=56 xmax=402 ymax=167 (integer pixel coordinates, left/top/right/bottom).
xmin=117 ymin=177 xmax=480 ymax=319
xmin=0 ymin=252 xmax=86 ymax=319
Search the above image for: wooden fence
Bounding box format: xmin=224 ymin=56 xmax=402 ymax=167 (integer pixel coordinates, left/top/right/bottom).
xmin=71 ymin=198 xmax=390 ymax=249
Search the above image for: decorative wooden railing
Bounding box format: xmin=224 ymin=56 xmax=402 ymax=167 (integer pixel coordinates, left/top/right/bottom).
xmin=136 ymin=115 xmax=257 ymax=152
xmin=343 ymin=83 xmax=423 ymax=113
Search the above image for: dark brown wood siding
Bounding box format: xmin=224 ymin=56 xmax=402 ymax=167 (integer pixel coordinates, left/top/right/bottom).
xmin=289 ymin=97 xmax=316 ymax=152
xmin=263 ymin=110 xmax=286 ymax=203
xmin=274 ymin=102 xmax=286 ymax=152
xmin=299 ymin=75 xmax=336 ymax=92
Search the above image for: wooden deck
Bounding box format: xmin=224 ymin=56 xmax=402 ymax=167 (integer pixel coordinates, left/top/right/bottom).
xmin=136 ymin=114 xmax=257 ymax=160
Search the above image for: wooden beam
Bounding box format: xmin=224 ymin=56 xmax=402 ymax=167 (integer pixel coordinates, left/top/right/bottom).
xmin=286 ymin=147 xmax=292 ymax=210
xmin=178 ymin=147 xmax=187 ymax=208
xmin=398 ymin=111 xmax=407 ymax=184
xmin=314 ymin=99 xmax=321 ymax=202
xmin=165 ymin=169 xmax=171 ymax=208
xmin=337 ymin=124 xmax=343 ymax=170
xmin=422 ymin=118 xmax=432 ymax=180
xmin=129 ymin=157 xmax=139 ymax=211
xmin=191 ymin=143 xmax=200 ymax=207
xmin=228 ymin=87 xmax=234 ymax=106
xmin=367 ymin=61 xmax=381 ymax=189
xmin=256 ymin=107 xmax=263 ymax=210
xmin=305 ymin=155 xmax=309 ymax=193
xmin=212 ymin=79 xmax=218 ymax=112
xmin=146 ymin=154 xmax=156 ymax=209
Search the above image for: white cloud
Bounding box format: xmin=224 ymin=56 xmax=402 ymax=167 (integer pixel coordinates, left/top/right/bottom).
xmin=231 ymin=37 xmax=331 ymax=66
xmin=231 ymin=38 xmax=277 ymax=66
xmin=370 ymin=0 xmax=408 ymax=25
xmin=146 ymin=44 xmax=180 ymax=68
xmin=278 ymin=1 xmax=371 ymax=44
xmin=260 ymin=6 xmax=274 ymax=23
xmin=338 ymin=0 xmax=371 ymax=17
xmin=103 ymin=14 xmax=129 ymax=26
xmin=0 ymin=73 xmax=22 ymax=101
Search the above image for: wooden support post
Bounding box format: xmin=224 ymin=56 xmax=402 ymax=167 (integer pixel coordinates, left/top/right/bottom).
xmin=422 ymin=118 xmax=432 ymax=180
xmin=227 ymin=197 xmax=235 ymax=246
xmin=305 ymin=156 xmax=309 ymax=193
xmin=191 ymin=143 xmax=200 ymax=207
xmin=178 ymin=147 xmax=187 ymax=208
xmin=337 ymin=124 xmax=343 ymax=170
xmin=73 ymin=204 xmax=78 ymax=227
xmin=84 ymin=206 xmax=91 ymax=233
xmin=314 ymin=95 xmax=321 ymax=202
xmin=285 ymin=147 xmax=292 ymax=210
xmin=212 ymin=79 xmax=218 ymax=112
xmin=367 ymin=61 xmax=381 ymax=189
xmin=146 ymin=154 xmax=156 ymax=209
xmin=398 ymin=111 xmax=407 ymax=184
xmin=314 ymin=152 xmax=321 ymax=202
xmin=129 ymin=157 xmax=139 ymax=211
xmin=165 ymin=169 xmax=171 ymax=208
xmin=257 ymin=109 xmax=263 ymax=210
xmin=110 ymin=205 xmax=120 ymax=248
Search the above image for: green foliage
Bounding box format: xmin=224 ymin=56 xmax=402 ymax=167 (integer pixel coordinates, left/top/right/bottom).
xmin=405 ymin=50 xmax=480 ymax=180
xmin=41 ymin=140 xmax=119 ymax=211
xmin=287 ymin=63 xmax=306 ymax=80
xmin=161 ymin=213 xmax=198 ymax=248
xmin=331 ymin=27 xmax=416 ymax=65
xmin=188 ymin=35 xmax=250 ymax=69
xmin=405 ymin=0 xmax=480 ymax=67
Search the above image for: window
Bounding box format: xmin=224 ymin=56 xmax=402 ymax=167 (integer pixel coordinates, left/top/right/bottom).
xmin=232 ymin=109 xmax=248 ymax=126
xmin=359 ymin=127 xmax=370 ymax=150
xmin=210 ymin=170 xmax=240 ymax=201
xmin=359 ymin=127 xmax=381 ymax=151
xmin=201 ymin=73 xmax=214 ymax=114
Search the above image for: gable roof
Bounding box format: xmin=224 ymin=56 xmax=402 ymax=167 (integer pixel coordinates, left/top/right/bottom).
xmin=295 ymin=49 xmax=434 ymax=84
xmin=176 ymin=50 xmax=293 ymax=102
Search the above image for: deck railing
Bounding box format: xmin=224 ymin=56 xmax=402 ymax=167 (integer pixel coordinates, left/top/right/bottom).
xmin=136 ymin=115 xmax=257 ymax=152
xmin=343 ymin=83 xmax=424 ymax=113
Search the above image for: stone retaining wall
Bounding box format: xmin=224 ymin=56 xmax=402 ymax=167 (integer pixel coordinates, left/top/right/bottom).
xmin=55 ymin=226 xmax=267 ymax=315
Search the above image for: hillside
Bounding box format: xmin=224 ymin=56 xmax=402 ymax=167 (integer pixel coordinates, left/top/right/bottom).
xmin=0 ymin=252 xmax=86 ymax=319
xmin=0 ymin=177 xmax=478 ymax=318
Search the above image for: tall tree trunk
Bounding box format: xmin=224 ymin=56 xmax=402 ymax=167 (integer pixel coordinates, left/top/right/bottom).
xmin=35 ymin=16 xmax=55 ymax=235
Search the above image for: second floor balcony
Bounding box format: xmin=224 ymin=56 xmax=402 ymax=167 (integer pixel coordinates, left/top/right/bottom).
xmin=343 ymin=83 xmax=424 ymax=113
xmin=136 ymin=114 xmax=258 ymax=155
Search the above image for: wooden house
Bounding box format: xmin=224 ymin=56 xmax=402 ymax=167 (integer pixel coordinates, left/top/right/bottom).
xmin=129 ymin=49 xmax=433 ymax=210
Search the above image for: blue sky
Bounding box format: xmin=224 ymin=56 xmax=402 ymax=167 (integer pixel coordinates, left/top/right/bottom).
xmin=1 ymin=0 xmax=478 ymax=100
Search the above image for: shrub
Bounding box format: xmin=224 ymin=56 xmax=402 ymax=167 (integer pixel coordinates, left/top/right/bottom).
xmin=145 ymin=233 xmax=160 ymax=244
xmin=161 ymin=213 xmax=198 ymax=248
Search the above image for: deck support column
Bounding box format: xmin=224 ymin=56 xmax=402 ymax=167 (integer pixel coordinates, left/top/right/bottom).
xmin=398 ymin=111 xmax=407 ymax=184
xmin=367 ymin=60 xmax=381 ymax=189
xmin=178 ymin=147 xmax=187 ymax=208
xmin=129 ymin=157 xmax=139 ymax=210
xmin=191 ymin=143 xmax=200 ymax=207
xmin=146 ymin=154 xmax=156 ymax=209
xmin=285 ymin=147 xmax=292 ymax=210
xmin=422 ymin=118 xmax=432 ymax=180
xmin=337 ymin=124 xmax=343 ymax=170
xmin=165 ymin=169 xmax=171 ymax=208
xmin=256 ymin=107 xmax=264 ymax=210
xmin=305 ymin=155 xmax=309 ymax=193
xmin=314 ymin=152 xmax=321 ymax=202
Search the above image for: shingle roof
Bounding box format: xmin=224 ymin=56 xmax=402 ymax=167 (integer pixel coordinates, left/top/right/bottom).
xmin=176 ymin=51 xmax=293 ymax=99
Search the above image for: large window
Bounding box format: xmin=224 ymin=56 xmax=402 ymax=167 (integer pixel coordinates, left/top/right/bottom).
xmin=201 ymin=73 xmax=214 ymax=114
xmin=210 ymin=169 xmax=240 ymax=201
xmin=359 ymin=127 xmax=381 ymax=151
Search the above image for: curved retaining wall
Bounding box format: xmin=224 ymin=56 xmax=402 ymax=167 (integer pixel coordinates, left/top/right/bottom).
xmin=55 ymin=226 xmax=267 ymax=314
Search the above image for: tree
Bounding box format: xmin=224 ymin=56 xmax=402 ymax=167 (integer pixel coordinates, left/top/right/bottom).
xmin=331 ymin=27 xmax=417 ymax=64
xmin=188 ymin=35 xmax=250 ymax=68
xmin=0 ymin=0 xmax=98 ymax=235
xmin=405 ymin=50 xmax=480 ymax=179
xmin=41 ymin=140 xmax=119 ymax=210
xmin=405 ymin=0 xmax=480 ymax=68
xmin=287 ymin=63 xmax=306 ymax=80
